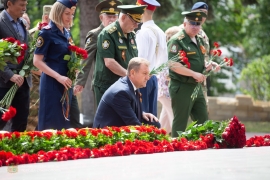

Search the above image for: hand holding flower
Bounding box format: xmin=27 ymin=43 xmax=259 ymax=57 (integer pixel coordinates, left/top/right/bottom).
xmin=10 ymin=74 xmax=24 ymax=87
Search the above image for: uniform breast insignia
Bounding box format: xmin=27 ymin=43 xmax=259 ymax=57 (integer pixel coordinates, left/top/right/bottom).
xmin=102 ymin=40 xmax=110 ymax=49
xmin=170 ymin=44 xmax=178 ymax=53
xmin=130 ymin=39 xmax=134 ymax=45
xmin=119 ymin=38 xmax=123 ymax=44
xmin=36 ymin=36 xmax=44 ymax=47
xmin=200 ymin=45 xmax=206 ymax=54
xmin=187 ymin=52 xmax=196 ymax=55
xmin=108 ymin=26 xmax=117 ymax=34
xmin=86 ymin=37 xmax=92 ymax=45
xmin=122 ymin=50 xmax=126 ymax=61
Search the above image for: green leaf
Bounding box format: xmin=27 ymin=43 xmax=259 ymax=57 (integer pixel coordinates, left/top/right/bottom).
xmin=19 ymin=70 xmax=25 ymax=76
xmin=64 ymin=55 xmax=71 ymax=61
xmin=22 ymin=65 xmax=29 ymax=70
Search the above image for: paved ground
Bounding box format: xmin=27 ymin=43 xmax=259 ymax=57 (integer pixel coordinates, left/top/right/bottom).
xmin=1 ymin=133 xmax=269 ymax=180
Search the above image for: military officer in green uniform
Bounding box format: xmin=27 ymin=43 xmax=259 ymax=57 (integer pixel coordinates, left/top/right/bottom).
xmin=168 ymin=11 xmax=212 ymax=137
xmin=74 ymin=0 xmax=122 ymax=115
xmin=93 ymin=5 xmax=147 ymax=106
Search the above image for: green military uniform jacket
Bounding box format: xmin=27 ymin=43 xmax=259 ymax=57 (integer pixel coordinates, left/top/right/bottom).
xmin=168 ymin=29 xmax=206 ymax=84
xmin=179 ymin=24 xmax=209 ymax=62
xmin=75 ymin=24 xmax=104 ymax=87
xmin=93 ymin=20 xmax=138 ymax=90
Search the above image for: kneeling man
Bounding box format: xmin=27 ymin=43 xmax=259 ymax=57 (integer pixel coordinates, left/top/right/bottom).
xmin=93 ymin=57 xmax=160 ymax=128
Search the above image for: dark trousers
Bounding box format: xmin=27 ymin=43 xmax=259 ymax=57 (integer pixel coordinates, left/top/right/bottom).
xmin=69 ymin=94 xmax=83 ymax=128
xmin=139 ymin=75 xmax=158 ymax=117
xmin=0 ymin=81 xmax=30 ymax=132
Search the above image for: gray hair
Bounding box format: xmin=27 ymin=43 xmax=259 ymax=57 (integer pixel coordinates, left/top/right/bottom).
xmin=127 ymin=57 xmax=149 ymax=76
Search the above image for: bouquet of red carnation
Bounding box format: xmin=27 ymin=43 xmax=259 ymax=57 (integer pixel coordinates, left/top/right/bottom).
xmin=178 ymin=116 xmax=246 ymax=149
xmin=0 ymin=37 xmax=27 ymax=70
xmin=61 ymin=45 xmax=87 ymax=120
xmin=191 ymin=42 xmax=234 ymax=100
xmin=150 ymin=50 xmax=190 ymax=75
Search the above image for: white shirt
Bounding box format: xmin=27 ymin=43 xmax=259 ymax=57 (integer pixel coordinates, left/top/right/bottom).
xmin=136 ymin=20 xmax=168 ymax=71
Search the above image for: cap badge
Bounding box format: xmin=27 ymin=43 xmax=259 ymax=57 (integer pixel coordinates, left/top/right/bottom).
xmin=71 ymin=6 xmax=76 ymax=12
xmin=109 ymin=8 xmax=115 ymax=12
xmin=196 ymin=12 xmax=201 ymax=16
xmin=109 ymin=0 xmax=116 ymax=6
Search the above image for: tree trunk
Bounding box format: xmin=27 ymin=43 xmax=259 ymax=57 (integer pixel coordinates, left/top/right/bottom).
xmin=78 ymin=0 xmax=100 ymax=127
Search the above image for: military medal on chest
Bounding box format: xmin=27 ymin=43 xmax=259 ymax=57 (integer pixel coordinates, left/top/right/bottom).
xmin=200 ymin=45 xmax=206 ymax=54
xmin=130 ymin=39 xmax=134 ymax=45
xmin=122 ymin=50 xmax=126 ymax=61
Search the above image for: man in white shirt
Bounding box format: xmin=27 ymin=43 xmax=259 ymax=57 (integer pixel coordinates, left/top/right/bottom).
xmin=135 ymin=0 xmax=168 ymax=117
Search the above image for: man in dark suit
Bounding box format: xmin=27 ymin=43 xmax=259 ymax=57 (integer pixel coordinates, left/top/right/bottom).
xmin=0 ymin=0 xmax=32 ymax=132
xmin=93 ymin=57 xmax=160 ymax=128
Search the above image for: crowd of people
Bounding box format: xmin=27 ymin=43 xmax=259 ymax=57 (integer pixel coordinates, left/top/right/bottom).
xmin=0 ymin=0 xmax=221 ymax=137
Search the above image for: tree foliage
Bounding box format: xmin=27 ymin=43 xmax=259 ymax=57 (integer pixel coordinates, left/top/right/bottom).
xmin=239 ymin=55 xmax=270 ymax=101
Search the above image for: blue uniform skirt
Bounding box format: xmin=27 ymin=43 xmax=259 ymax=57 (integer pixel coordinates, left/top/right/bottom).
xmin=38 ymin=61 xmax=72 ymax=131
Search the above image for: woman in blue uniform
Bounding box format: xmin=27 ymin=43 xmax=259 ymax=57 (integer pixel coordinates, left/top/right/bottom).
xmin=33 ymin=0 xmax=77 ymax=130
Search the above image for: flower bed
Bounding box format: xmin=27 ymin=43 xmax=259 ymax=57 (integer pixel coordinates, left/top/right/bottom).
xmin=0 ymin=116 xmax=269 ymax=167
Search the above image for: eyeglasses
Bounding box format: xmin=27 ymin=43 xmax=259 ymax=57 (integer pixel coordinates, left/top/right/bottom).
xmin=188 ymin=20 xmax=201 ymax=26
xmin=127 ymin=15 xmax=140 ymax=25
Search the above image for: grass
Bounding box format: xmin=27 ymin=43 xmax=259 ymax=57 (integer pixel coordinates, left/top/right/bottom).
xmin=243 ymin=121 xmax=270 ymax=133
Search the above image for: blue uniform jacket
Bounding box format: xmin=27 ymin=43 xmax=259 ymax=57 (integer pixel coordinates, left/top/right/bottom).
xmin=93 ymin=76 xmax=142 ymax=128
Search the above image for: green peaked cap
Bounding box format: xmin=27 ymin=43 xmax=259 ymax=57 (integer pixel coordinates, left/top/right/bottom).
xmin=181 ymin=11 xmax=207 ymax=22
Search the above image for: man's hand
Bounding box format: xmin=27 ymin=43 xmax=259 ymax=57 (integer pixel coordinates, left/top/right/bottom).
xmin=211 ymin=62 xmax=221 ymax=72
xmin=192 ymin=72 xmax=206 ymax=83
xmin=73 ymin=85 xmax=84 ymax=95
xmin=10 ymin=74 xmax=24 ymax=87
xmin=142 ymin=112 xmax=159 ymax=122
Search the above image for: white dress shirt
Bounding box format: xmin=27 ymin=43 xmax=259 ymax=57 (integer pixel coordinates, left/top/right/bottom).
xmin=136 ymin=20 xmax=168 ymax=71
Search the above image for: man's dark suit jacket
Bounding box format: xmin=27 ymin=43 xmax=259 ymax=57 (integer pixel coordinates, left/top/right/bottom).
xmin=0 ymin=10 xmax=32 ymax=131
xmin=0 ymin=10 xmax=32 ymax=88
xmin=93 ymin=76 xmax=142 ymax=128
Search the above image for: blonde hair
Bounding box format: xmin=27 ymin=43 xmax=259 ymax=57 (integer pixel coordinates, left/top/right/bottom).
xmin=165 ymin=26 xmax=181 ymax=42
xmin=127 ymin=57 xmax=149 ymax=76
xmin=49 ymin=2 xmax=67 ymax=27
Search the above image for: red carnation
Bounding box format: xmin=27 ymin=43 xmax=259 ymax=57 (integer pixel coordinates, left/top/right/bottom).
xmin=2 ymin=106 xmax=17 ymax=121
xmin=4 ymin=37 xmax=16 ymax=43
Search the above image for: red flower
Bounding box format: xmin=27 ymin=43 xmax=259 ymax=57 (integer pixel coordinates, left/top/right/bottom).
xmin=1 ymin=106 xmax=17 ymax=121
xmin=20 ymin=43 xmax=28 ymax=51
xmin=38 ymin=22 xmax=48 ymax=30
xmin=213 ymin=42 xmax=219 ymax=48
xmin=68 ymin=45 xmax=78 ymax=52
xmin=4 ymin=37 xmax=16 ymax=43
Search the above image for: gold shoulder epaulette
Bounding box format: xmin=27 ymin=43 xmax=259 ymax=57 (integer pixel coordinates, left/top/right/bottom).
xmin=107 ymin=26 xmax=117 ymax=34
xmin=178 ymin=34 xmax=185 ymax=40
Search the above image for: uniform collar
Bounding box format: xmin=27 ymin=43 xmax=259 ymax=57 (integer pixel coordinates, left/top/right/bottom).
xmin=3 ymin=10 xmax=23 ymax=23
xmin=141 ymin=20 xmax=155 ymax=28
xmin=50 ymin=21 xmax=68 ymax=38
